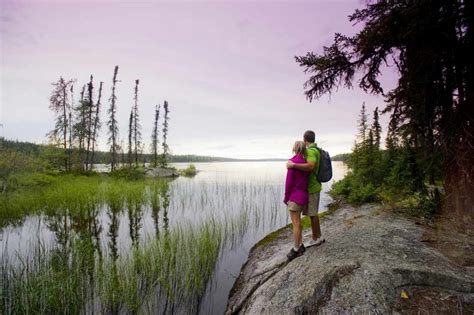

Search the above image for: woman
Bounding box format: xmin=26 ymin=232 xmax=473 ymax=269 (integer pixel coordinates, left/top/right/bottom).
xmin=283 ymin=141 xmax=309 ymax=261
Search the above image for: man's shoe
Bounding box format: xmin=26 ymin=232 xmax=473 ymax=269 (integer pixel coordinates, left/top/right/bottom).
xmin=308 ymin=237 xmax=326 ymax=247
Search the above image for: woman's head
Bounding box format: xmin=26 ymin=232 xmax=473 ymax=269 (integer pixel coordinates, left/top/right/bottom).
xmin=292 ymin=140 xmax=306 ymax=156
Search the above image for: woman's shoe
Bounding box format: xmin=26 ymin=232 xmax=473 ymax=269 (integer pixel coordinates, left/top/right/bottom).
xmin=299 ymin=243 xmax=306 ymax=253
xmin=287 ymin=244 xmax=305 ymax=261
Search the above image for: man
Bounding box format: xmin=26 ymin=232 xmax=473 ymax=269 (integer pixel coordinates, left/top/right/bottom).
xmin=287 ymin=130 xmax=325 ymax=246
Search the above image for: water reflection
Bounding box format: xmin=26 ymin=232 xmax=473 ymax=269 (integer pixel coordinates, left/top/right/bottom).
xmin=0 ymin=161 xmax=347 ymax=314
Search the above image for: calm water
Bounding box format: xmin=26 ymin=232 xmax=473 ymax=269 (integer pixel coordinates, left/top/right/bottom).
xmin=0 ymin=161 xmax=347 ymax=314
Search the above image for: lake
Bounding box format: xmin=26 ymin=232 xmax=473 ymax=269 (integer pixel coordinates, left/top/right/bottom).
xmin=0 ymin=161 xmax=347 ymax=314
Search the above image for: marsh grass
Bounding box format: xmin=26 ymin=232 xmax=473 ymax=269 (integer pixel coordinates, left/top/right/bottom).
xmin=0 ymin=174 xmax=261 ymax=314
xmin=1 ymin=212 xmax=250 ymax=314
xmin=0 ymin=175 xmax=154 ymax=228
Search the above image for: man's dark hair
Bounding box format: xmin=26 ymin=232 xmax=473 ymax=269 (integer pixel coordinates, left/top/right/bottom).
xmin=304 ymin=130 xmax=315 ymax=143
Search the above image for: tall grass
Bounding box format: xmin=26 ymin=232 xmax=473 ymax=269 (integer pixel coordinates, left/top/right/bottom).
xmin=1 ymin=212 xmax=249 ymax=314
xmin=0 ymin=170 xmax=288 ymax=314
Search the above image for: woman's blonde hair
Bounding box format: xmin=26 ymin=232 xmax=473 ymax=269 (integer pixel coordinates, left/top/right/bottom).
xmin=292 ymin=140 xmax=306 ymax=156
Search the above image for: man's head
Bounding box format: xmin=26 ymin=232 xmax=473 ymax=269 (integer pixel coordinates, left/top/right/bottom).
xmin=303 ymin=130 xmax=315 ymax=145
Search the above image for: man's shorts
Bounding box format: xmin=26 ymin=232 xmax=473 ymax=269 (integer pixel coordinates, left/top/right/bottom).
xmin=288 ymin=201 xmax=306 ymax=212
xmin=305 ymin=191 xmax=320 ymax=217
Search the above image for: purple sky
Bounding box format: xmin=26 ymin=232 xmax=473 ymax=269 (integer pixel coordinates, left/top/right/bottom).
xmin=1 ymin=0 xmax=397 ymax=159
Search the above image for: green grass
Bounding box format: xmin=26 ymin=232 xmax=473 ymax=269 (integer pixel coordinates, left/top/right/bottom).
xmin=0 ymin=173 xmax=167 ymax=228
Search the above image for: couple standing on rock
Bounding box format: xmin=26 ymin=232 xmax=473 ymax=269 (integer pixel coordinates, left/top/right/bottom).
xmin=284 ymin=130 xmax=325 ymax=261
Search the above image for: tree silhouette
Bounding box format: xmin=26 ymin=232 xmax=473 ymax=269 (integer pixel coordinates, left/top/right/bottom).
xmin=85 ymin=75 xmax=95 ymax=170
xmin=128 ymin=109 xmax=133 ymax=168
xmin=371 ymin=107 xmax=381 ymax=150
xmin=296 ymin=0 xmax=474 ymax=218
xmin=107 ymin=66 xmax=120 ymax=172
xmin=151 ymin=104 xmax=160 ymax=167
xmin=160 ymin=101 xmax=170 ymax=167
xmin=90 ymin=81 xmax=103 ymax=167
xmin=132 ymin=80 xmax=141 ymax=167
xmin=47 ymin=77 xmax=74 ymax=170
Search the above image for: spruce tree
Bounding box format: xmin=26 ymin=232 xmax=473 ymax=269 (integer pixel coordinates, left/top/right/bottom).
xmin=47 ymin=77 xmax=74 ymax=170
xmin=357 ymin=102 xmax=368 ymax=144
xmin=107 ymin=66 xmax=120 ymax=172
xmin=68 ymin=84 xmax=74 ymax=170
xmin=75 ymin=85 xmax=86 ymax=153
xmin=160 ymin=101 xmax=170 ymax=167
xmin=295 ymin=0 xmax=474 ymax=215
xmin=371 ymin=107 xmax=381 ymax=150
xmin=128 ymin=109 xmax=133 ymax=168
xmin=151 ymin=104 xmax=160 ymax=167
xmin=90 ymin=81 xmax=103 ymax=167
xmin=85 ymin=75 xmax=95 ymax=170
xmin=132 ymin=80 xmax=141 ymax=167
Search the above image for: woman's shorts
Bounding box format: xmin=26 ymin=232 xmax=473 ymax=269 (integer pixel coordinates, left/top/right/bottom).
xmin=288 ymin=201 xmax=306 ymax=213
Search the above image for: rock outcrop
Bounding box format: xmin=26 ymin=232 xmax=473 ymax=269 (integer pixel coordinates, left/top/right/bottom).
xmin=144 ymin=167 xmax=179 ymax=178
xmin=226 ymin=204 xmax=474 ymax=314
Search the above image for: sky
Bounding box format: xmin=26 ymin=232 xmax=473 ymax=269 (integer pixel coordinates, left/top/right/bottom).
xmin=1 ymin=0 xmax=397 ymax=159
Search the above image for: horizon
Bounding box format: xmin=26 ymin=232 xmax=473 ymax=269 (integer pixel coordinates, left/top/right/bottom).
xmin=1 ymin=0 xmax=397 ymax=159
xmin=1 ymin=136 xmax=350 ymax=161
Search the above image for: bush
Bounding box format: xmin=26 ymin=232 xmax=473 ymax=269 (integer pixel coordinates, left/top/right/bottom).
xmin=329 ymin=174 xmax=353 ymax=199
xmin=9 ymin=172 xmax=57 ymax=189
xmin=330 ymin=173 xmax=379 ymax=204
xmin=347 ymin=182 xmax=378 ymax=204
xmin=180 ymin=164 xmax=197 ymax=177
xmin=68 ymin=169 xmax=99 ymax=177
xmin=109 ymin=167 xmax=144 ymax=180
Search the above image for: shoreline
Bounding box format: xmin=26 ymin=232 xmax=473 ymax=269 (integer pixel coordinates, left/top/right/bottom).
xmin=226 ymin=202 xmax=474 ymax=314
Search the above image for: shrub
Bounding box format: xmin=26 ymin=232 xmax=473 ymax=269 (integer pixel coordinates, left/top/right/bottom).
xmin=329 ymin=174 xmax=353 ymax=199
xmin=330 ymin=173 xmax=379 ymax=205
xmin=109 ymin=167 xmax=144 ymax=180
xmin=9 ymin=172 xmax=56 ymax=189
xmin=180 ymin=164 xmax=197 ymax=177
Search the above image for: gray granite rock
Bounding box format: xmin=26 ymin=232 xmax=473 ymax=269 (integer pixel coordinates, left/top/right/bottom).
xmin=226 ymin=204 xmax=474 ymax=314
xmin=144 ymin=167 xmax=179 ymax=178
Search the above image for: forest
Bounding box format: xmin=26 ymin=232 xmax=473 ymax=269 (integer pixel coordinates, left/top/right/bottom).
xmin=297 ymin=0 xmax=473 ymax=224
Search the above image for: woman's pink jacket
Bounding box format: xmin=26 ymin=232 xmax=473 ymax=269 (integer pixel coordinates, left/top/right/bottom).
xmin=283 ymin=154 xmax=309 ymax=206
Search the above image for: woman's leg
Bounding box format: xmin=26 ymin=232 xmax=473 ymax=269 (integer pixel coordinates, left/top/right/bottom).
xmin=289 ymin=210 xmax=302 ymax=248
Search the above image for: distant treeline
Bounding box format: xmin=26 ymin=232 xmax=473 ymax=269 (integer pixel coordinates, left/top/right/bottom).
xmin=331 ymin=153 xmax=349 ymax=162
xmin=0 ymin=138 xmax=227 ymax=163
xmin=1 ymin=137 xmax=348 ymax=163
